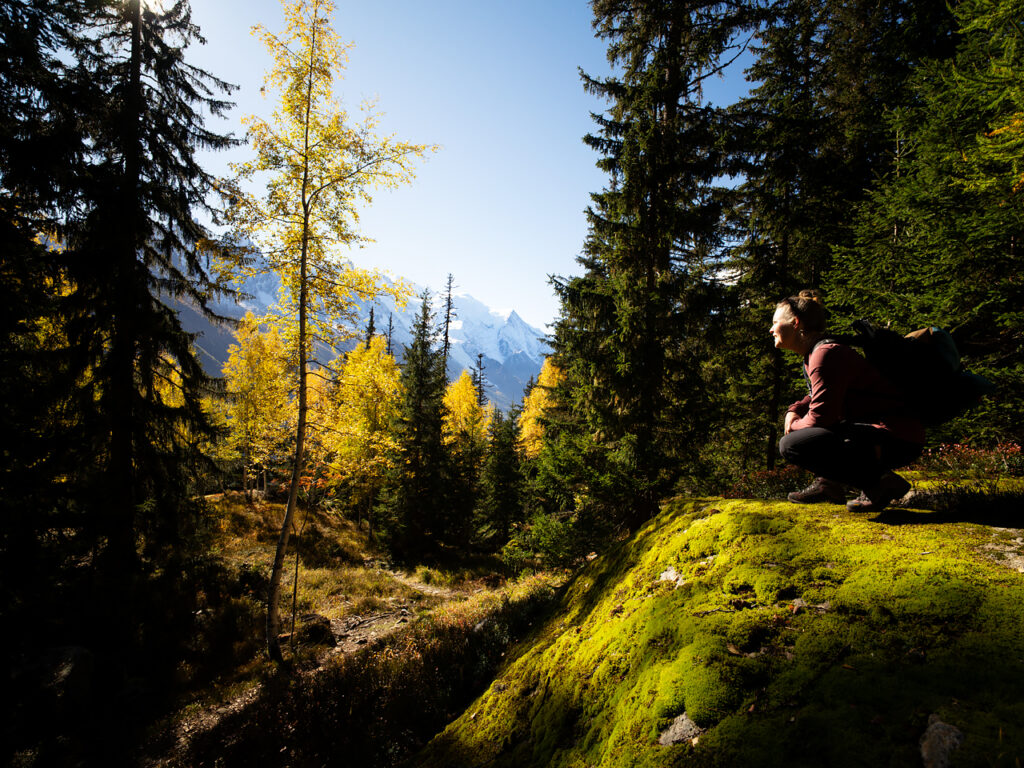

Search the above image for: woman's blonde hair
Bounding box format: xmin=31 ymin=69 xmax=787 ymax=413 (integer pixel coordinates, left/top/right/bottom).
xmin=777 ymin=289 xmax=827 ymax=334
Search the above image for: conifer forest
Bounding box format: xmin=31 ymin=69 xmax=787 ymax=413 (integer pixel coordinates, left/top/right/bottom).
xmin=3 ymin=0 xmax=1023 ymax=766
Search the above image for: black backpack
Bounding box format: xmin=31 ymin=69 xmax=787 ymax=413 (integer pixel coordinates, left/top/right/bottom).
xmin=829 ymin=319 xmax=995 ymax=426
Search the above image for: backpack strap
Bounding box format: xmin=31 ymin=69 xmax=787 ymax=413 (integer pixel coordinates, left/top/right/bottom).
xmin=802 ymin=336 xmax=846 ymax=392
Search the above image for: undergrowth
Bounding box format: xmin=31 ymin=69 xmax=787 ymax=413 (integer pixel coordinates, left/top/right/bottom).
xmin=161 ymin=574 xmax=563 ymax=768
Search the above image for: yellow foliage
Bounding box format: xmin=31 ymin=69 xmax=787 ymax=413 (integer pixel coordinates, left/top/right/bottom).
xmin=324 ymin=335 xmax=403 ymax=490
xmin=215 ymin=0 xmax=435 ymax=373
xmin=219 ymin=312 xmax=293 ymax=466
xmin=517 ymin=357 xmax=563 ymax=459
xmin=443 ymin=370 xmax=492 ymax=447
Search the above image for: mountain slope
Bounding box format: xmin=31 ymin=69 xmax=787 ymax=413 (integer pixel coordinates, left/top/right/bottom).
xmin=414 ymin=492 xmax=1024 ymax=767
xmin=175 ymin=275 xmax=550 ymax=410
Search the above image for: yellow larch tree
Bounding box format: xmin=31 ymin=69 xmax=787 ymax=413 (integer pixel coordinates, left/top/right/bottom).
xmin=220 ymin=313 xmax=293 ymax=497
xmin=518 ymin=358 xmax=564 ymax=459
xmin=217 ymin=0 xmax=434 ymax=662
xmin=442 ymin=370 xmax=492 ymax=545
xmin=442 ymin=370 xmax=493 ymax=448
xmin=325 ymin=335 xmax=402 ymax=530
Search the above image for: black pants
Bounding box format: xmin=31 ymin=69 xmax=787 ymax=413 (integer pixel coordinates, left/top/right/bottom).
xmin=778 ymin=424 xmax=922 ymax=490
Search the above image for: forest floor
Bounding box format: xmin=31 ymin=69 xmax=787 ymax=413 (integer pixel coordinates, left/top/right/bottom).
xmin=141 ymin=493 xmax=516 ymax=767
xmin=139 ymin=473 xmax=1024 ymax=768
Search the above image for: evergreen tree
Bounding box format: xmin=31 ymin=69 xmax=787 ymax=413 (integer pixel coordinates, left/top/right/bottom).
xmin=716 ymin=0 xmax=829 ymax=477
xmin=441 ymin=272 xmax=457 ymax=370
xmin=549 ymin=0 xmax=747 ymax=525
xmin=2 ymin=0 xmax=237 ymax=576
xmin=68 ymin=0 xmax=240 ymax=572
xmin=0 ymin=0 xmax=96 ymax=231
xmin=476 ymin=408 xmax=524 ymax=548
xmin=365 ymin=306 xmax=376 ymax=349
xmin=472 ymin=352 xmax=487 ymax=407
xmin=379 ymin=291 xmax=447 ymax=556
xmin=2 ymin=3 xmax=241 ymax=749
xmin=0 ymin=0 xmax=86 ymax=615
xmin=829 ymin=0 xmax=1024 ymax=442
xmin=713 ymin=0 xmax=956 ymax=478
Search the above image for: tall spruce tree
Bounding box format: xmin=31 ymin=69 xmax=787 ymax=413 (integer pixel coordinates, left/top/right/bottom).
xmin=475 ymin=408 xmax=523 ymax=548
xmin=0 ymin=0 xmax=237 ymax=577
xmin=0 ymin=0 xmax=99 ymax=598
xmin=714 ymin=0 xmax=956 ymax=477
xmin=718 ymin=0 xmax=829 ymax=476
xmin=441 ymin=272 xmax=456 ymax=371
xmin=379 ymin=291 xmax=447 ymax=556
xmin=1 ymin=1 xmax=239 ymax=744
xmin=68 ymin=0 xmax=238 ymax=572
xmin=549 ymin=0 xmax=747 ymax=525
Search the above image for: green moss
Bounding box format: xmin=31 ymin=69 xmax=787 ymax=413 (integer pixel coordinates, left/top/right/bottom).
xmin=413 ymin=495 xmax=1024 ymax=768
xmin=675 ymin=637 xmax=744 ymax=727
xmin=753 ymin=571 xmax=790 ymax=604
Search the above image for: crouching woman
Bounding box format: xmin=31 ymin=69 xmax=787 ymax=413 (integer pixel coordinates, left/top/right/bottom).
xmin=772 ymin=290 xmax=924 ymax=512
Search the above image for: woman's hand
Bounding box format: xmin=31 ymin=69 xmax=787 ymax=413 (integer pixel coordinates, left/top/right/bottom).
xmin=784 ymin=411 xmax=798 ymax=435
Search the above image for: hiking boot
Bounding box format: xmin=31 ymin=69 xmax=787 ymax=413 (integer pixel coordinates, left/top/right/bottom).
xmin=846 ymin=472 xmax=912 ymax=513
xmin=788 ymin=477 xmax=846 ymax=504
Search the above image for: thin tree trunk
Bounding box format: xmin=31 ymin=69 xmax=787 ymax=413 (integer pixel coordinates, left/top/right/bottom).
xmin=243 ymin=441 xmax=250 ymax=500
xmin=266 ymin=15 xmax=318 ymax=664
xmin=266 ymin=249 xmax=308 ymax=664
xmin=766 ymin=345 xmax=783 ymax=471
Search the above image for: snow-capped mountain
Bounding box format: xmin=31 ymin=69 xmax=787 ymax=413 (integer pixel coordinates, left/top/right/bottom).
xmin=177 ymin=273 xmax=551 ymax=411
xmin=351 ymin=286 xmax=551 ymax=411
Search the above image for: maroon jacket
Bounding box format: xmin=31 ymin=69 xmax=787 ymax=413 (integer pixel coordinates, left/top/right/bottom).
xmin=787 ymin=342 xmax=925 ymax=444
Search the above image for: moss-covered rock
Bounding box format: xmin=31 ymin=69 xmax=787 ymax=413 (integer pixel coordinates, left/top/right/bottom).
xmin=414 ymin=496 xmax=1024 ymax=767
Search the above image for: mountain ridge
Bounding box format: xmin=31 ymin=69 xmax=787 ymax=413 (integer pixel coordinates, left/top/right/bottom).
xmin=176 ymin=274 xmax=551 ymax=410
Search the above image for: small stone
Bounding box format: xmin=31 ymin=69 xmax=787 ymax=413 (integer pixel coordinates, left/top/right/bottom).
xmin=659 ymin=713 xmax=702 ymax=746
xmin=659 ymin=567 xmax=680 ymax=583
xmin=920 ymin=714 xmax=963 ymax=768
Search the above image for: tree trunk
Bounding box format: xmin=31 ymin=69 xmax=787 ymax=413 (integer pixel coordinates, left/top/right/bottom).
xmin=105 ymin=0 xmax=144 ymax=574
xmin=243 ymin=441 xmax=250 ymax=500
xmin=266 ymin=237 xmax=309 ymax=664
xmin=266 ymin=31 xmax=317 ymax=661
xmin=766 ymin=345 xmax=783 ymax=471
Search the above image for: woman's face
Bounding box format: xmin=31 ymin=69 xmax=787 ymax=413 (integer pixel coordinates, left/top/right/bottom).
xmin=770 ymin=305 xmax=801 ymax=351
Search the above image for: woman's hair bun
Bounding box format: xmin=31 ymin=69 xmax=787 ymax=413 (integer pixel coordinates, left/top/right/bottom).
xmin=798 ymin=288 xmax=825 ymax=305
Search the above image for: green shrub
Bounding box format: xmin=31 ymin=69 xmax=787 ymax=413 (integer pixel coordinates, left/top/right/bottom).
xmin=502 ymin=512 xmax=580 ymax=572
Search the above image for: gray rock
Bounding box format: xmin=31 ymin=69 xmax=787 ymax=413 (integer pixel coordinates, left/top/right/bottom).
xmin=920 ymin=714 xmax=963 ymax=768
xmin=296 ymin=613 xmax=336 ymax=647
xmin=659 ymin=567 xmax=679 ymax=583
xmin=659 ymin=713 xmax=702 ymax=745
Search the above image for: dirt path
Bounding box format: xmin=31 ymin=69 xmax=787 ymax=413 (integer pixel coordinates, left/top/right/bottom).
xmin=143 ymin=571 xmax=475 ymax=766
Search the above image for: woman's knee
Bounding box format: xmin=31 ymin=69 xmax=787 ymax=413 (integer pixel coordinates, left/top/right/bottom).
xmin=779 ymin=427 xmax=836 ymax=465
xmin=778 ymin=431 xmax=800 ymax=461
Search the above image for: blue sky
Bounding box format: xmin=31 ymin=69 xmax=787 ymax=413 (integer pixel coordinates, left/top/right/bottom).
xmin=187 ymin=0 xmax=751 ymax=330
